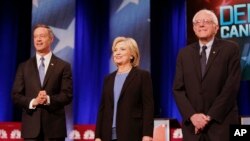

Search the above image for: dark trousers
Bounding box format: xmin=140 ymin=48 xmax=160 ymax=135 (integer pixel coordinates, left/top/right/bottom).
xmin=24 ymin=126 xmax=65 ymax=141
xmin=24 ymin=112 xmax=65 ymax=141
xmin=24 ymin=131 xmax=64 ymax=141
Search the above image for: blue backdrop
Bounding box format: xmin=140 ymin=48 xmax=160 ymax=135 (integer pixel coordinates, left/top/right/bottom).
xmin=109 ymin=0 xmax=150 ymax=71
xmin=0 ymin=0 xmax=31 ymax=121
xmin=151 ymin=0 xmax=185 ymax=120
xmin=74 ymin=0 xmax=110 ymax=124
xmin=0 ymin=1 xmax=17 ymax=121
xmin=0 ymin=0 xmax=249 ymax=125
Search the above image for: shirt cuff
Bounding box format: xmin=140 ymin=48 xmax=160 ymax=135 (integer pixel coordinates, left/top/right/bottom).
xmin=29 ymin=99 xmax=36 ymax=109
xmin=45 ymin=95 xmax=50 ymax=105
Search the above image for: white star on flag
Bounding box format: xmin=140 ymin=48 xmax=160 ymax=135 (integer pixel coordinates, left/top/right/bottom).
xmin=116 ymin=0 xmax=140 ymax=12
xmin=50 ymin=19 xmax=75 ymax=54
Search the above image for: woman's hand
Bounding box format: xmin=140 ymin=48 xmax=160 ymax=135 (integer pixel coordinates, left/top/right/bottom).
xmin=95 ymin=138 xmax=101 ymax=141
xmin=142 ymin=136 xmax=153 ymax=141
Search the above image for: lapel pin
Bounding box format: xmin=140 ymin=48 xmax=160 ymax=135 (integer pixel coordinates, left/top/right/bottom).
xmin=51 ymin=63 xmax=54 ymax=66
xmin=213 ymin=51 xmax=216 ymax=54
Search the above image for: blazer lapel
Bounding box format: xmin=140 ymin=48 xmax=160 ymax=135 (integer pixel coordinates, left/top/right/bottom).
xmin=118 ymin=67 xmax=136 ymax=101
xmin=203 ymin=39 xmax=220 ymax=79
xmin=42 ymin=55 xmax=57 ymax=88
xmin=109 ymin=72 xmax=116 ymax=105
xmin=191 ymin=43 xmax=202 ymax=81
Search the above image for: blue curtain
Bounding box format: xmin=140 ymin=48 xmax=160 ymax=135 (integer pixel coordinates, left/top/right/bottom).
xmin=239 ymin=81 xmax=250 ymax=115
xmin=74 ymin=0 xmax=110 ymax=124
xmin=75 ymin=0 xmax=187 ymax=124
xmin=1 ymin=0 xmax=249 ymax=124
xmin=0 ymin=1 xmax=17 ymax=121
xmin=151 ymin=0 xmax=186 ymax=121
xmin=109 ymin=0 xmax=150 ymax=71
xmin=0 ymin=0 xmax=31 ymax=121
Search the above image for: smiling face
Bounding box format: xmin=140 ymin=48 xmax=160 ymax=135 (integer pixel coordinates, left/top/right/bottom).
xmin=193 ymin=11 xmax=219 ymax=42
xmin=113 ymin=41 xmax=132 ymax=67
xmin=33 ymin=27 xmax=53 ymax=55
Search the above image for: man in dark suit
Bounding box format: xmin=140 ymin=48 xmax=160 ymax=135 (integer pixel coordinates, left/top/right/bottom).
xmin=173 ymin=9 xmax=241 ymax=141
xmin=12 ymin=24 xmax=72 ymax=141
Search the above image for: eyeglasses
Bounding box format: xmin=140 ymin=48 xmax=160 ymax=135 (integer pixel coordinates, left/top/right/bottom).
xmin=193 ymin=19 xmax=214 ymax=26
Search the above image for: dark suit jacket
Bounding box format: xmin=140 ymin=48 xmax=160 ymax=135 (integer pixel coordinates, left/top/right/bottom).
xmin=95 ymin=67 xmax=154 ymax=141
xmin=173 ymin=38 xmax=241 ymax=141
xmin=12 ymin=54 xmax=73 ymax=139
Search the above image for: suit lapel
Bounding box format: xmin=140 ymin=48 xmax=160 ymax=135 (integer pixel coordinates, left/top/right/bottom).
xmin=203 ymin=39 xmax=220 ymax=79
xmin=42 ymin=55 xmax=57 ymax=88
xmin=32 ymin=56 xmax=42 ymax=88
xmin=191 ymin=43 xmax=202 ymax=81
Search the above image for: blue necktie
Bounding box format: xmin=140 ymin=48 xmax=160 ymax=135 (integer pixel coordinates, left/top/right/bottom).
xmin=39 ymin=57 xmax=45 ymax=85
xmin=200 ymin=46 xmax=207 ymax=78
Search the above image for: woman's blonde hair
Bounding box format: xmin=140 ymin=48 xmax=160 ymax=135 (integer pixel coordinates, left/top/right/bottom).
xmin=112 ymin=36 xmax=140 ymax=67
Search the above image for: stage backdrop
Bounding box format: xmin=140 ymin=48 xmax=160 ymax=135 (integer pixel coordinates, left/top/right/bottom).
xmin=74 ymin=0 xmax=151 ymax=124
xmin=0 ymin=1 xmax=20 ymax=121
xmin=0 ymin=0 xmax=31 ymax=121
xmin=150 ymin=0 xmax=186 ymax=121
xmin=109 ymin=0 xmax=150 ymax=71
xmin=186 ymin=0 xmax=250 ymax=116
xmin=5 ymin=0 xmax=248 ymax=129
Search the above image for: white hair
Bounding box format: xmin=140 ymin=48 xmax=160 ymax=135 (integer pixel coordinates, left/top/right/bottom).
xmin=192 ymin=9 xmax=218 ymax=25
